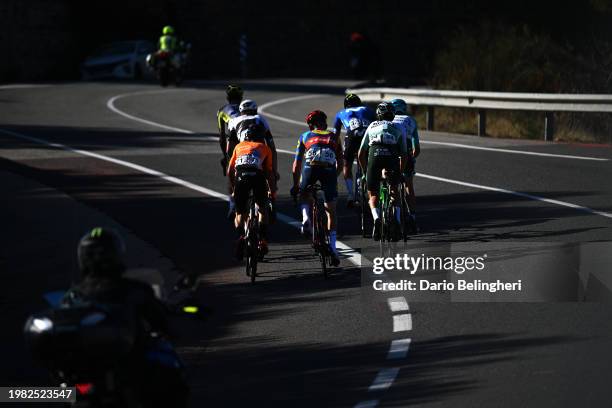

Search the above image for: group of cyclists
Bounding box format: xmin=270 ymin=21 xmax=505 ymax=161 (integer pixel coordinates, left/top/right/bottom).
xmin=217 ymin=84 xmax=421 ymax=267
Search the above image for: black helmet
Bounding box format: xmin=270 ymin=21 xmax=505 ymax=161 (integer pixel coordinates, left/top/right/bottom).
xmin=344 ymin=93 xmax=362 ymax=108
xmin=226 ymin=84 xmax=244 ymax=102
xmin=77 ymin=227 xmax=126 ymax=278
xmin=376 ymin=102 xmax=395 ymax=121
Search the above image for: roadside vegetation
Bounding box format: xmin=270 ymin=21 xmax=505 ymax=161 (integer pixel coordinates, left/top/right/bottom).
xmin=429 ymin=16 xmax=612 ymax=144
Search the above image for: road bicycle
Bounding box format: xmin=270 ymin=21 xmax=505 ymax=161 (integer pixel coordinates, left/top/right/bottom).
xmin=354 ymin=164 xmax=369 ymax=238
xmin=244 ymin=193 xmax=260 ymax=283
xmin=377 ymin=170 xmax=403 ymax=254
xmin=301 ymin=183 xmax=334 ymax=278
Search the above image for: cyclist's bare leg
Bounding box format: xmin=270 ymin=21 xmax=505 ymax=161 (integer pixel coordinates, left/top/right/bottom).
xmin=234 ymin=212 xmax=245 ymax=231
xmin=405 ymin=176 xmax=416 ymax=213
xmin=343 ymin=162 xmax=354 ymax=201
xmin=324 ymin=201 xmax=337 ymax=231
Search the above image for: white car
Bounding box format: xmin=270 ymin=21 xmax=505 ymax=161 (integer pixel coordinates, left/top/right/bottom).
xmin=80 ymin=41 xmax=156 ymax=80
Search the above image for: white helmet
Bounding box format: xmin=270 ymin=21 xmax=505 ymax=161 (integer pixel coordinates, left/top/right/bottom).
xmin=239 ymin=99 xmax=258 ymax=114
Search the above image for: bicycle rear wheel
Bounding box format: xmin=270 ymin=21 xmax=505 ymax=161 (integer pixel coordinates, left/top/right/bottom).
xmin=313 ymin=199 xmax=329 ymax=278
xmin=245 ymin=198 xmax=259 ymax=283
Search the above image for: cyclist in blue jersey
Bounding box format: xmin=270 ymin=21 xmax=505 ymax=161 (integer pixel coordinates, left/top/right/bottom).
xmin=291 ymin=110 xmax=343 ymax=266
xmin=334 ymin=94 xmax=376 ymax=208
xmin=390 ymin=98 xmax=420 ymax=232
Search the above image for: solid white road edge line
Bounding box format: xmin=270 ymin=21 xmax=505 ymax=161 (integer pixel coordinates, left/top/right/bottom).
xmin=260 ymin=94 xmax=609 ymax=162
xmin=110 ymin=90 xmax=612 ymax=220
xmin=108 ymin=90 xmax=407 ymax=407
xmin=420 ymin=140 xmax=609 ymax=161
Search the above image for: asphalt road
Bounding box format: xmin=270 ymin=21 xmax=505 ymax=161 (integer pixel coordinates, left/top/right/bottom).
xmin=1 ymin=80 xmax=612 ymax=407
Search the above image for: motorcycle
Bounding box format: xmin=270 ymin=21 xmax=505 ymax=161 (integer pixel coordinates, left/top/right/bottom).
xmin=146 ymin=44 xmax=190 ymax=87
xmin=23 ymin=270 xmax=200 ymax=407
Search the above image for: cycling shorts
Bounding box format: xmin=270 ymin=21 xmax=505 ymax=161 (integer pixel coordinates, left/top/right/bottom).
xmin=343 ymin=129 xmax=366 ymax=165
xmin=234 ymin=168 xmax=269 ymax=214
xmin=300 ymin=165 xmax=338 ymax=203
xmin=366 ymin=155 xmax=401 ymax=193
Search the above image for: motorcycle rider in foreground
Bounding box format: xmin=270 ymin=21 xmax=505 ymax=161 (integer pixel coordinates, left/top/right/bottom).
xmin=61 ymin=227 xmax=189 ymax=407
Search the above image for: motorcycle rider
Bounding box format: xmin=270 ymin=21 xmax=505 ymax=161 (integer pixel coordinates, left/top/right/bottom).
xmin=218 ymin=84 xmax=244 ymax=217
xmin=147 ymin=26 xmax=182 ymax=70
xmin=62 ymin=227 xmax=187 ymax=407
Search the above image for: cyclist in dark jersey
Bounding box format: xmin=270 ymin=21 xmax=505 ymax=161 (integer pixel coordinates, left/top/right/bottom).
xmin=358 ymin=102 xmax=408 ymax=241
xmin=217 ymin=84 xmax=243 ymax=218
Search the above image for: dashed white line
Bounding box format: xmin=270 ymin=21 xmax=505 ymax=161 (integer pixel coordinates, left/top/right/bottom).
xmin=354 ymin=400 xmax=379 ymax=408
xmin=368 ymin=368 xmax=401 ymax=392
xmin=387 ymin=338 xmax=411 ymax=360
xmin=387 ymin=297 xmax=410 ymax=313
xmin=393 ymin=314 xmax=413 ymax=332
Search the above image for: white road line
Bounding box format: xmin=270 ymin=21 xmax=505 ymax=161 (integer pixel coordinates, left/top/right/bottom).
xmin=387 ymin=338 xmax=411 ymax=360
xmin=368 ymin=368 xmax=401 ymax=392
xmin=260 ymin=94 xmax=609 ymax=162
xmin=387 ymin=297 xmax=410 ymax=312
xmin=393 ymin=314 xmax=413 ymax=332
xmin=354 ymin=400 xmax=379 ymax=408
xmin=110 ymin=90 xmax=612 ymax=220
xmin=417 ymin=173 xmax=612 ymax=219
xmin=0 ymin=84 xmax=51 ymax=90
xmin=421 ymin=140 xmax=609 ymax=161
xmin=106 ymin=91 xmax=365 ymax=266
xmin=259 ymin=94 xmax=325 ymax=126
xmin=1 ymin=126 xmax=363 ymax=266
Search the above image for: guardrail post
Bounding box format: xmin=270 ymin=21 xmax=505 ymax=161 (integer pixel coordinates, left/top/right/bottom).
xmin=544 ymin=112 xmax=555 ymax=141
xmin=426 ymin=106 xmax=434 ymax=131
xmin=477 ymin=109 xmax=487 ymax=136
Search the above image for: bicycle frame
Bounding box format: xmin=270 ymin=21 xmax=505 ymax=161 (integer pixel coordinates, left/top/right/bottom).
xmin=244 ymin=194 xmax=259 ymax=283
xmin=304 ymin=184 xmax=331 ymax=278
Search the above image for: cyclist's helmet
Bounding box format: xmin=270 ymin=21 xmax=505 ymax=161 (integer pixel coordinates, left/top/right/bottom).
xmin=344 ymin=93 xmax=362 ymax=108
xmin=226 ymin=84 xmax=244 ymax=102
xmin=162 ymin=25 xmax=174 ymax=35
xmin=390 ymin=98 xmax=408 ymax=115
xmin=239 ymin=99 xmax=258 ymax=115
xmin=305 ymin=110 xmax=327 ymax=130
xmin=77 ymin=227 xmax=126 ymax=279
xmin=376 ymin=102 xmax=395 ymax=121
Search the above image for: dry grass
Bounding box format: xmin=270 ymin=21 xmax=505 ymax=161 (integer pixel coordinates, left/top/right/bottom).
xmin=411 ymin=106 xmax=612 ymax=144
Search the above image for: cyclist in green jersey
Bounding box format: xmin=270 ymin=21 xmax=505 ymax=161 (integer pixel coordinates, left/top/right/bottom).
xmin=357 ymin=102 xmax=408 ymax=241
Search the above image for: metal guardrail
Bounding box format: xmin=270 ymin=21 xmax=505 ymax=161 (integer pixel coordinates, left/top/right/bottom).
xmin=346 ymin=87 xmax=612 ymax=141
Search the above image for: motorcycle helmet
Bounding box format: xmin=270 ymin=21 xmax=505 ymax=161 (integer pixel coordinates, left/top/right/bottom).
xmin=162 ymin=25 xmax=175 ymax=35
xmin=77 ymin=227 xmax=126 ymax=279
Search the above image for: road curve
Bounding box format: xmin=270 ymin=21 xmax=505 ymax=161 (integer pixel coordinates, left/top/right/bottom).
xmin=1 ymin=80 xmax=612 ymax=407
